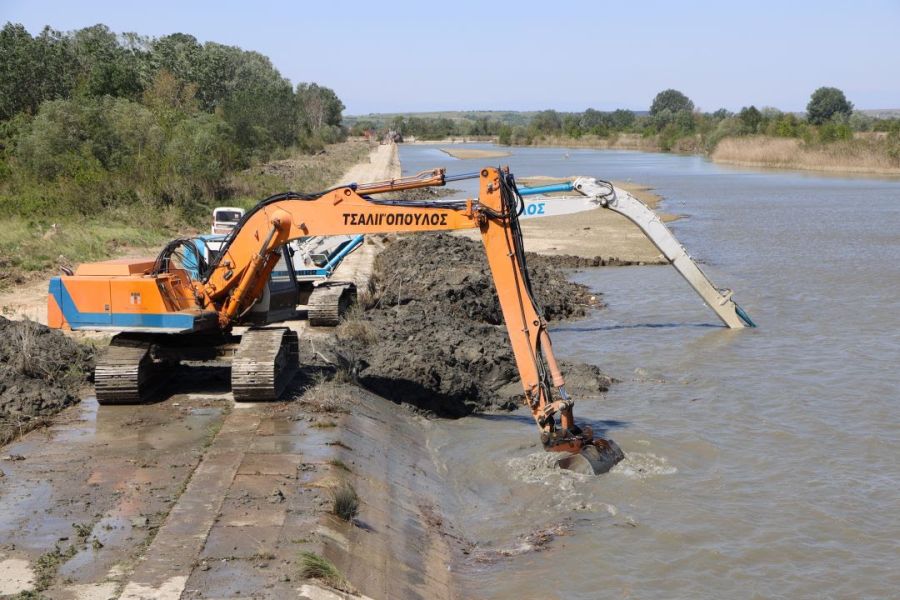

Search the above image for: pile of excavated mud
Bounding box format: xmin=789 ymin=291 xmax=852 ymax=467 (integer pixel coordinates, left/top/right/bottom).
xmin=0 ymin=316 xmax=93 ymax=443
xmin=334 ymin=233 xmax=612 ymax=417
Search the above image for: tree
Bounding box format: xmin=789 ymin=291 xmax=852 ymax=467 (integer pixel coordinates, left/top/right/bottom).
xmin=295 ymin=82 xmax=344 ymax=133
xmin=530 ymin=109 xmax=561 ymax=134
xmin=650 ymin=89 xmax=694 ymax=116
xmin=151 ymin=33 xmax=201 ymax=83
xmin=579 ymin=108 xmax=605 ymax=133
xmin=806 ymin=87 xmax=853 ymax=125
xmin=142 ymin=69 xmax=199 ymax=129
xmin=609 ymin=108 xmax=636 ymax=129
xmin=0 ymin=24 xmax=77 ymax=120
xmin=712 ymin=108 xmax=733 ymax=120
xmin=71 ymin=25 xmax=146 ymax=99
xmin=738 ymin=105 xmax=762 ymax=133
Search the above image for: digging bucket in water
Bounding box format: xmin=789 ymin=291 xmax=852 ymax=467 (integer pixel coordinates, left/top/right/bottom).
xmin=558 ymin=438 xmax=625 ymax=475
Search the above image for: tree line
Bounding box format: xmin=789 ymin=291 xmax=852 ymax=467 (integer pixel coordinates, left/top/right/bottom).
xmin=355 ymin=87 xmax=900 ymax=155
xmin=0 ymin=23 xmax=346 ymax=219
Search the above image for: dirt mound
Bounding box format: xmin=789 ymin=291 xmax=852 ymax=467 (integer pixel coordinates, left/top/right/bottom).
xmin=0 ymin=317 xmax=94 ymax=444
xmin=334 ymin=233 xmax=610 ymax=417
xmin=527 ymin=254 xmax=642 ymax=269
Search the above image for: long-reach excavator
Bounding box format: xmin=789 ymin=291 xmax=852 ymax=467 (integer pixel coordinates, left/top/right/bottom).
xmin=47 ymin=166 xmax=752 ymax=474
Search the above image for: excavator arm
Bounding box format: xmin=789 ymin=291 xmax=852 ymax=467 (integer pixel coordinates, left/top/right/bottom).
xmin=516 ymin=178 xmax=756 ymax=328
xmin=193 ymin=167 xmax=623 ymax=472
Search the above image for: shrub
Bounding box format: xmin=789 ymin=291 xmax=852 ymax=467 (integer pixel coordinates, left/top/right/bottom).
xmin=330 ymin=481 xmax=359 ymax=521
xmin=818 ymin=121 xmax=853 ymax=143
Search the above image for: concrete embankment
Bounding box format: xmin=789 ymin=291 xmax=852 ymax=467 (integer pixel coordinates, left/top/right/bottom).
xmin=0 ymin=142 xmax=621 ymax=599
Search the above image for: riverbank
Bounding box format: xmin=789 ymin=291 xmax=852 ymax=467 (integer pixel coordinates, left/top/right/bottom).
xmin=413 ymin=133 xmax=900 ymax=177
xmin=439 ymin=147 xmax=510 ymax=160
xmin=710 ymin=135 xmax=900 ymax=175
xmin=0 ymin=142 xmax=409 ymax=599
xmin=518 ymin=134 xmax=900 ymax=176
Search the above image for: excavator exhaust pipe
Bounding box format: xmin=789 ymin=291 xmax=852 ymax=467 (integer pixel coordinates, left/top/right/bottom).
xmin=558 ymin=438 xmax=625 ymax=475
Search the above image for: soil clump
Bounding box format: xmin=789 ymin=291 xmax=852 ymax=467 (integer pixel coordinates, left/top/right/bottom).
xmin=333 ymin=233 xmax=611 ymax=417
xmin=0 ymin=316 xmax=93 ymax=444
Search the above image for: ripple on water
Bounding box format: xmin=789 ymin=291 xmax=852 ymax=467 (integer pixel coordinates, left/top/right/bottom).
xmin=611 ymin=451 xmax=678 ymax=479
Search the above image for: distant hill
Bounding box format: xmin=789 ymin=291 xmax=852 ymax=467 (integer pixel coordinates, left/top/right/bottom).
xmin=858 ymin=109 xmax=900 ymax=118
xmin=345 ymin=111 xmax=536 ymax=127
xmin=345 ymin=109 xmax=649 ymax=127
xmin=347 ymin=108 xmax=895 ymax=126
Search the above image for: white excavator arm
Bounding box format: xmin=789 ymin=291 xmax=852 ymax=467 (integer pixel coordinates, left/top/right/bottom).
xmin=518 ymin=177 xmax=755 ymax=329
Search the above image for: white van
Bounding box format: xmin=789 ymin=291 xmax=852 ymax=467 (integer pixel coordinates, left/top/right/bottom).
xmin=211 ymin=206 xmax=245 ymax=234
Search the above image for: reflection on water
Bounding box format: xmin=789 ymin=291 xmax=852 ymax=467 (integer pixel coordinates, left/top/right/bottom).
xmin=401 ymin=144 xmax=900 ymax=599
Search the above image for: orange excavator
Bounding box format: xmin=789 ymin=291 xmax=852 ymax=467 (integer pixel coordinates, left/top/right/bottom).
xmin=48 ymin=167 xmax=624 ymax=473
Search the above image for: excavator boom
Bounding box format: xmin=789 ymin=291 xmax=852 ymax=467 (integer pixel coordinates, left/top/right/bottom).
xmin=516 ymin=178 xmax=755 ymax=328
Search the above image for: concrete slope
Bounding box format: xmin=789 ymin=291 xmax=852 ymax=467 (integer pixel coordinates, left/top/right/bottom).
xmin=0 ymin=142 xmax=456 ymax=600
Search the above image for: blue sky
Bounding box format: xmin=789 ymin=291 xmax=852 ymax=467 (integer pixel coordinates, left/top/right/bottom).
xmin=3 ymin=0 xmax=898 ymax=114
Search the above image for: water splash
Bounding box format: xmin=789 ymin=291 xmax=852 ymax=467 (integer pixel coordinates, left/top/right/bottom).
xmin=611 ymin=452 xmax=677 ymax=479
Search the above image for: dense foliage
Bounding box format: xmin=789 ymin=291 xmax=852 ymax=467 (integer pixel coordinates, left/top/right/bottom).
xmin=806 ymin=87 xmax=854 ymax=125
xmin=0 ymin=22 xmax=346 ymax=221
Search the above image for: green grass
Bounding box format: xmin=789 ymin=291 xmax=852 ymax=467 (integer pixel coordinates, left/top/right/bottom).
xmin=298 ymin=551 xmax=350 ymax=591
xmin=0 ymin=140 xmax=373 ymax=290
xmin=31 ymin=544 xmax=78 ymax=592
xmin=0 ymin=214 xmax=174 ymax=287
xmin=330 ymin=481 xmax=360 ymax=522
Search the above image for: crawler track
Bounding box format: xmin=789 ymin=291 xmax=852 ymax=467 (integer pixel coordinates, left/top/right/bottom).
xmin=231 ymin=327 xmax=299 ymax=401
xmin=95 ymin=335 xmax=166 ymax=404
xmin=307 ymin=282 xmax=357 ymax=327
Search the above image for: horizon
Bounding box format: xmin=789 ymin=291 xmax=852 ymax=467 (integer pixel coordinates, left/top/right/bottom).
xmin=3 ymin=0 xmax=899 ymax=115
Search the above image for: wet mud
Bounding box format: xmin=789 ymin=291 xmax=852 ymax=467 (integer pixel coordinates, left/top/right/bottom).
xmin=0 ymin=316 xmax=94 ymax=444
xmin=332 ymin=233 xmax=611 ymax=417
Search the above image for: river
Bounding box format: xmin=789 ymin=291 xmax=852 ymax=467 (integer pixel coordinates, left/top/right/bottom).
xmin=398 ymin=143 xmax=900 ymax=599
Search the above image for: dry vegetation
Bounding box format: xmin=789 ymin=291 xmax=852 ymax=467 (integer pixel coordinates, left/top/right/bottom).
xmin=711 ymin=136 xmax=900 ymax=175
xmin=299 ymin=378 xmax=356 ymax=414
xmin=530 ymin=133 xmax=662 ymax=152
xmin=298 ymin=551 xmax=352 ymax=592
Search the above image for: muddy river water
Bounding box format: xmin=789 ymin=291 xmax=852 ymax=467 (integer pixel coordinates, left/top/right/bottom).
xmin=400 ymin=144 xmax=900 ymax=598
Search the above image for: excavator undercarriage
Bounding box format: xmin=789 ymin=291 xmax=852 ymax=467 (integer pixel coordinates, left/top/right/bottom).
xmin=96 ymin=327 xmax=300 ymax=404
xmin=307 ymin=282 xmax=357 ymax=327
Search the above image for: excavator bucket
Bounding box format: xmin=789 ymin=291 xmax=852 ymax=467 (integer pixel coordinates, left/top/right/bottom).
xmin=558 ymin=439 xmax=625 ymax=475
